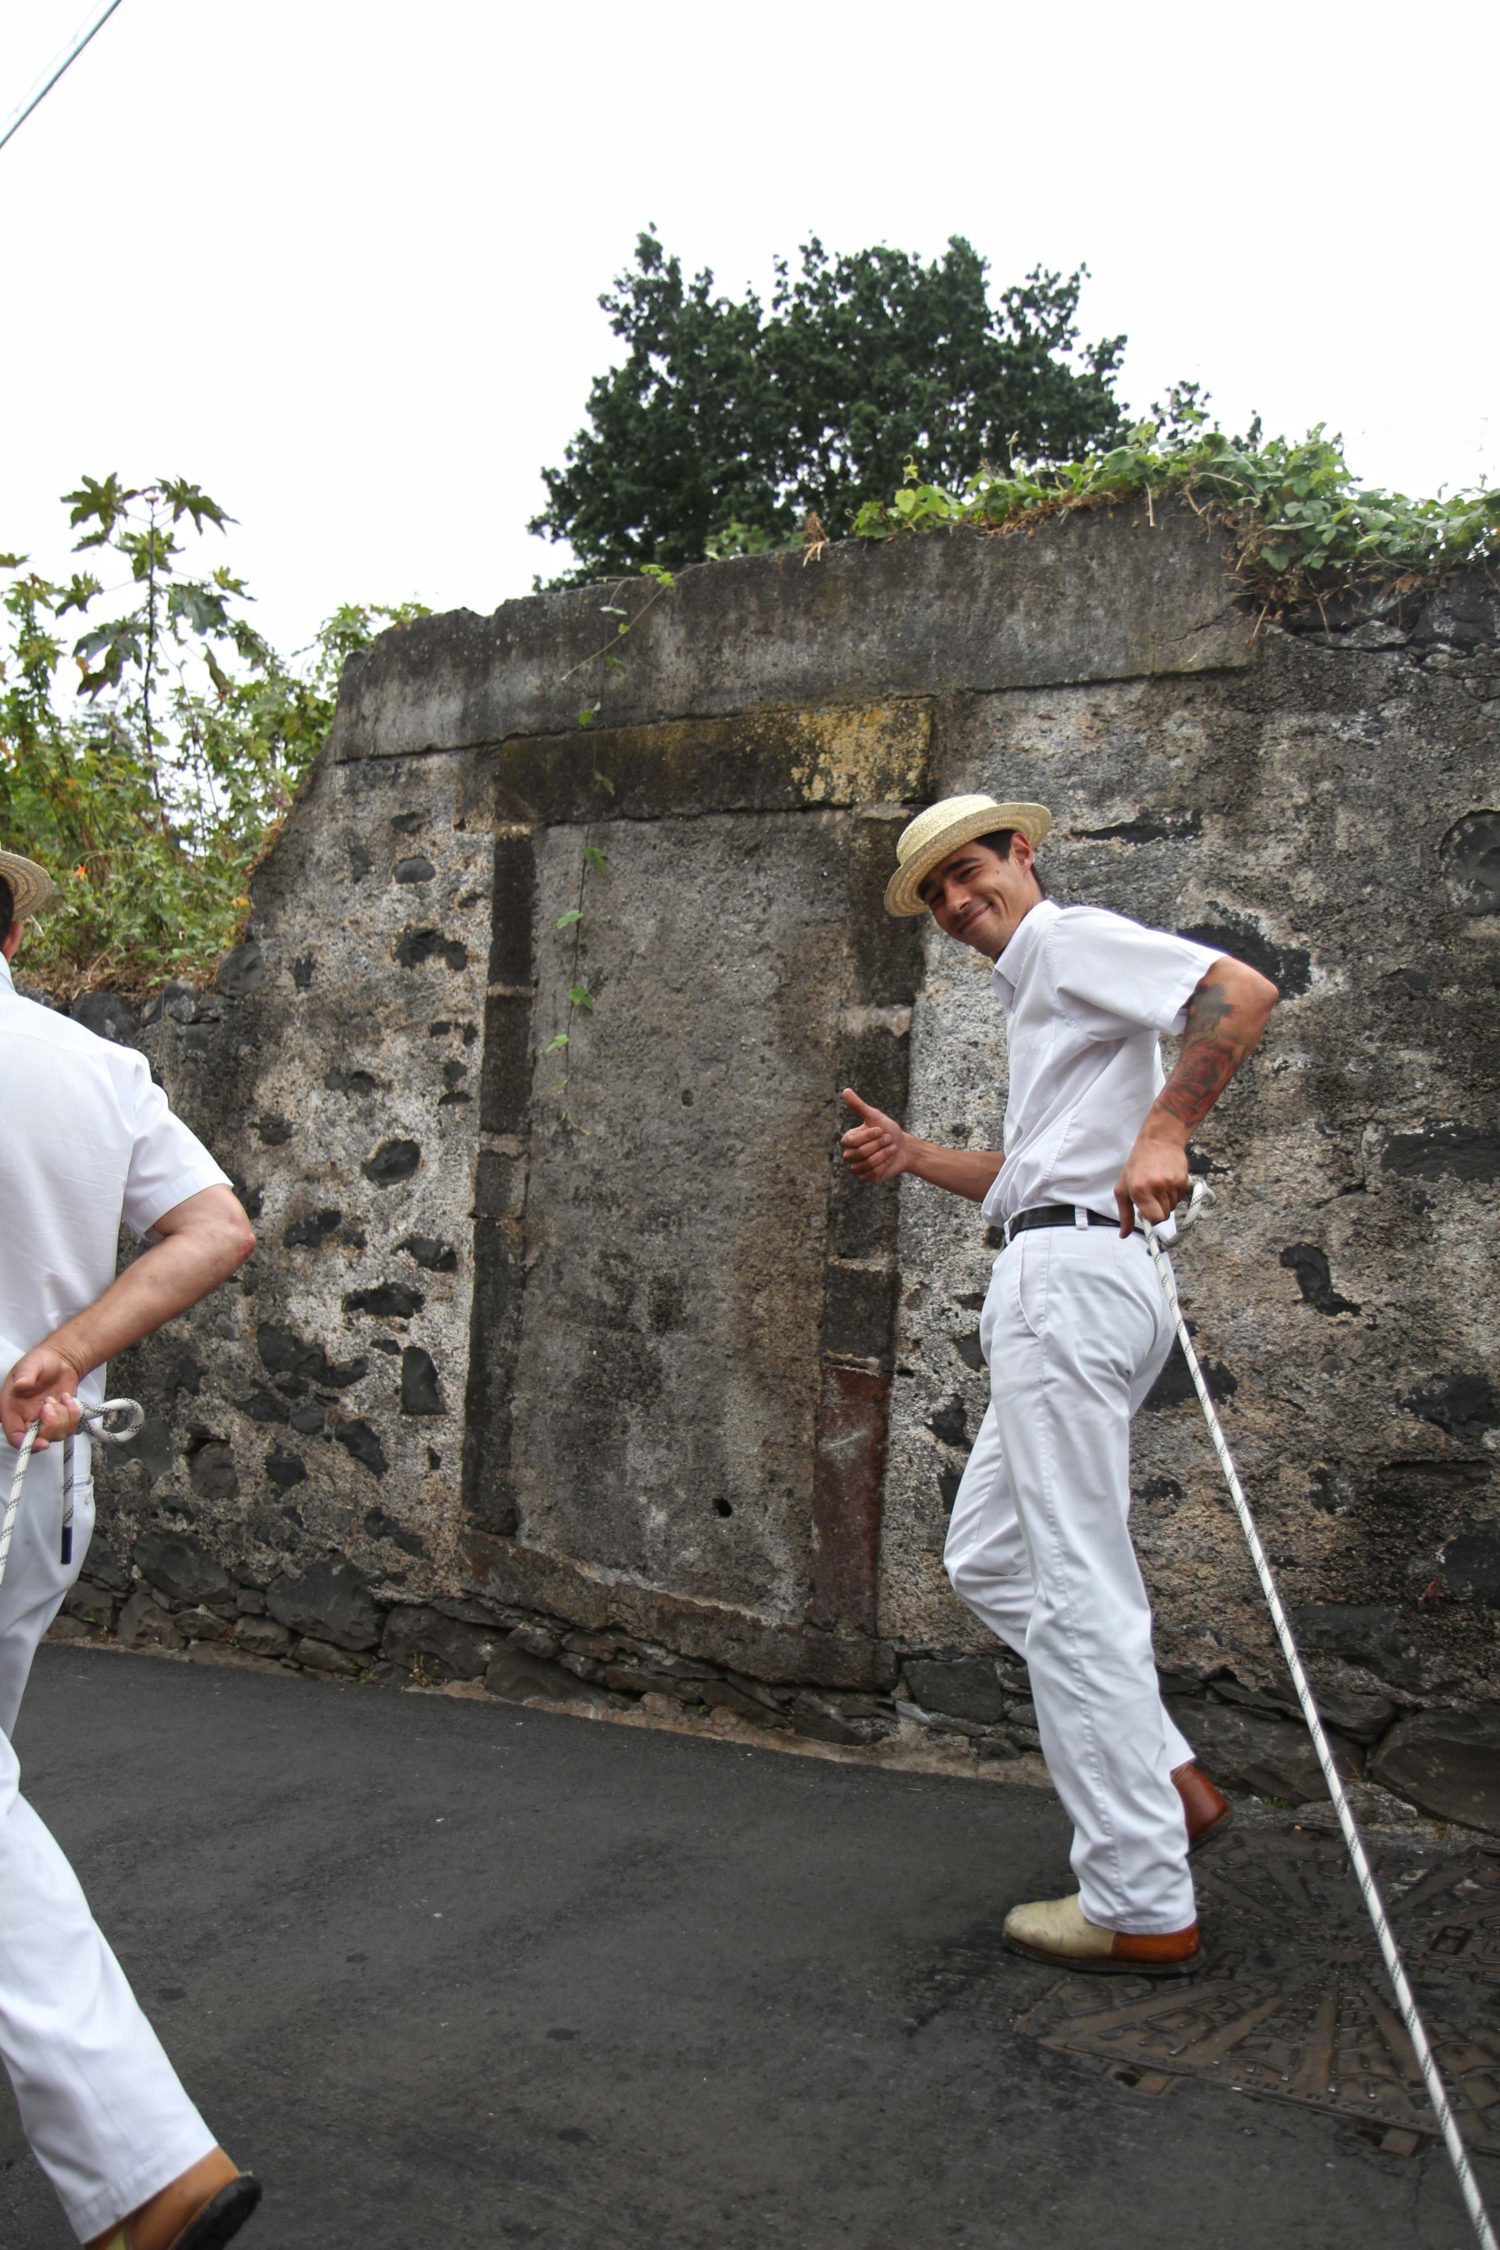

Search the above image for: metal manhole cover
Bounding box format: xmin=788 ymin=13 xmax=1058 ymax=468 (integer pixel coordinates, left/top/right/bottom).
xmin=1019 ymin=1828 xmax=1500 ymax=2151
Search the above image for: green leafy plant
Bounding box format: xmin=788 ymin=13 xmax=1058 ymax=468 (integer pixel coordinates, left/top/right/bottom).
xmin=0 ymin=477 xmax=425 ymax=995
xmin=851 ymin=415 xmax=1499 ymax=615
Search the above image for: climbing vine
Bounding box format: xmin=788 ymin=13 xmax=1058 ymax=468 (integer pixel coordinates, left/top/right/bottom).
xmin=564 ymin=559 xmax=677 ymax=729
xmin=851 ymin=417 xmax=1499 ymax=617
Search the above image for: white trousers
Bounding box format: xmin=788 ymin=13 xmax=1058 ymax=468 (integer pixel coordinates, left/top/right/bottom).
xmin=944 ymin=1225 xmax=1197 ymax=1933
xmin=0 ymin=1432 xmax=214 ymax=2242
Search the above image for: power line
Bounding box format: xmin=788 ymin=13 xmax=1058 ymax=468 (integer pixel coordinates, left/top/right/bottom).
xmin=0 ymin=1 xmax=128 ymax=161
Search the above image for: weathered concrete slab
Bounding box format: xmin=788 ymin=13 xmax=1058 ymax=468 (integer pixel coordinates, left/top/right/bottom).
xmin=328 ymin=508 xmax=1252 ymax=762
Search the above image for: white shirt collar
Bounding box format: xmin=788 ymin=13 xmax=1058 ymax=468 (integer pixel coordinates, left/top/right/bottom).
xmin=988 ymin=897 xmax=1060 ymax=1009
xmin=0 ymin=951 xmax=14 ymax=991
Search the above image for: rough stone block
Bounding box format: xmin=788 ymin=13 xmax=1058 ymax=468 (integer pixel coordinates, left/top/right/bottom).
xmin=234 ymin=1616 xmax=292 ymax=1658
xmin=382 ymin=1605 xmax=494 ymax=1680
xmin=116 ymin=1589 xmax=183 ymax=1651
xmin=1290 ymin=1605 xmax=1431 ymax=1695
xmin=602 ymin=1665 xmax=689 ymax=1702
xmin=563 ymin=1630 xmax=619 ymax=1660
xmin=400 ymin=1347 xmax=445 ymax=1417
xmin=1369 ymin=1708 xmax=1500 ymax=1835
xmin=186 ymin=1442 xmax=240 ymax=1503
xmin=332 ymin=1419 xmax=389 ymax=1477
xmin=790 ymin=1692 xmax=870 ymax=1745
xmin=134 ymin=1528 xmax=232 ymax=1610
xmin=293 ymin=1637 xmax=363 ymax=1678
xmin=700 ymin=1680 xmax=783 ymax=1728
xmin=903 ymin=1657 xmax=1008 ymax=1725
xmin=1168 ymin=1698 xmax=1357 ymax=1803
xmin=46 ymin=1613 xmax=96 ymax=1643
xmin=509 ymin=1621 xmax=561 ymax=1661
xmin=1210 ymin=1670 xmax=1397 ymax=1744
xmin=63 ymin=1582 xmax=117 ymax=1630
xmin=78 ymin=1536 xmax=130 ymax=1594
xmin=176 ymin=1606 xmax=232 ymax=1643
xmin=267 ymin=1559 xmax=382 ymax=1651
xmin=216 ymin=941 xmax=265 ymax=997
xmin=479 ymin=993 xmax=532 ymax=1135
xmin=484 ymin=1644 xmax=611 ymax=1709
xmin=345 ymin=1282 xmax=424 ymax=1319
xmin=487 ymin=830 xmax=536 ymax=986
xmin=361 ymin=1137 xmax=421 ymax=1187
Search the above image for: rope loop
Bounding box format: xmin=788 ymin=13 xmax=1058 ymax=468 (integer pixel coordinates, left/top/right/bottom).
xmin=82 ymin=1397 xmax=145 ymax=1445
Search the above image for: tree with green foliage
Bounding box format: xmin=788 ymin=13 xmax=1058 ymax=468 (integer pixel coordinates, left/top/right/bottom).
xmin=0 ymin=477 xmax=424 ymax=994
xmin=530 ymin=231 xmax=1129 ymax=581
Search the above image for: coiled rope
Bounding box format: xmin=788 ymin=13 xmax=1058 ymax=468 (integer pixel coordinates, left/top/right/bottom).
xmin=0 ymin=1398 xmax=144 ymax=1596
xmin=1146 ymin=1197 xmax=1496 ymax=2250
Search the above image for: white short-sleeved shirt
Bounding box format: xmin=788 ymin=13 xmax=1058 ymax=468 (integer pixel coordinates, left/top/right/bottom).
xmin=978 ymin=900 xmax=1223 ymax=1235
xmin=0 ymin=956 xmax=230 ymax=1406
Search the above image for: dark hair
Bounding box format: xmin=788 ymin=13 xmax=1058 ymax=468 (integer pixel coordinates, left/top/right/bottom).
xmin=974 ymin=828 xmax=1046 ymax=898
xmin=0 ymin=875 xmax=13 ymax=935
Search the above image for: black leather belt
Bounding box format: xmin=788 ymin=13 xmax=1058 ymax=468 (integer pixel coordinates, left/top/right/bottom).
xmin=1004 ymin=1204 xmax=1120 ymax=1243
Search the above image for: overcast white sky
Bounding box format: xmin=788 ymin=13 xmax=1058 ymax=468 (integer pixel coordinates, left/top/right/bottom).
xmin=2 ymin=0 xmax=1495 ymax=660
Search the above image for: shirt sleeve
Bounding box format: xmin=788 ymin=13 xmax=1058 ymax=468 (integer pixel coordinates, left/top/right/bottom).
xmin=120 ymin=1063 xmax=232 ymax=1237
xmin=1050 ymin=908 xmax=1225 ymax=1037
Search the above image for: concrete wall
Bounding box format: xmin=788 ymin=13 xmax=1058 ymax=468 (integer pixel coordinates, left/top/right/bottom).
xmin=60 ymin=507 xmax=1500 ymax=1829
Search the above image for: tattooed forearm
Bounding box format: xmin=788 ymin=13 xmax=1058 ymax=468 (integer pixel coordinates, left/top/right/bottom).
xmin=1155 ymin=1040 xmax=1241 ymax=1130
xmin=1149 ymin=964 xmax=1279 ymax=1135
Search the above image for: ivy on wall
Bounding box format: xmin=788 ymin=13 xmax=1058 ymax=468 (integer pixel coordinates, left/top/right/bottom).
xmin=852 ymin=417 xmax=1499 ymax=618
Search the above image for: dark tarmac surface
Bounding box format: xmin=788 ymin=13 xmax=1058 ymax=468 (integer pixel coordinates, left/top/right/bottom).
xmin=2 ymin=1646 xmax=1495 ymax=2250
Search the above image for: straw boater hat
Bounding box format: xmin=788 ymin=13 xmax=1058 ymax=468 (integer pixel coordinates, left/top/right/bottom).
xmin=0 ymin=849 xmax=58 ymax=921
xmin=884 ymin=794 xmax=1053 ymax=918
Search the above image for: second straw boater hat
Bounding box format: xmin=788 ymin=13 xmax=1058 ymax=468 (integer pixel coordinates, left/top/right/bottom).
xmin=0 ymin=849 xmax=57 ymax=920
xmin=883 ymin=794 xmax=1053 ymax=918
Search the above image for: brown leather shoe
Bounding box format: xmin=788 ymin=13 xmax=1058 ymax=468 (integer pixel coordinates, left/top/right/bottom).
xmin=1003 ymin=1892 xmax=1203 ymax=1976
xmin=1173 ymin=1760 xmax=1234 ymax=1852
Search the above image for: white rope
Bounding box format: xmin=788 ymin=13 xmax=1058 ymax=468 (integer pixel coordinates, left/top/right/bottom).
xmin=1144 ymin=1213 xmax=1497 ymax=2250
xmin=0 ymin=0 xmax=128 ymax=159
xmin=0 ymin=1398 xmax=144 ymax=1597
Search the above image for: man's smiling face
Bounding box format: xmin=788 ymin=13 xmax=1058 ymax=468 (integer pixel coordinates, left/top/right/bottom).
xmin=917 ymin=834 xmax=1041 ymax=959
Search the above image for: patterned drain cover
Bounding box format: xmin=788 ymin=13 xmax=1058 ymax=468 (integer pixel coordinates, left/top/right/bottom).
xmin=918 ymin=1827 xmax=1500 ymax=2152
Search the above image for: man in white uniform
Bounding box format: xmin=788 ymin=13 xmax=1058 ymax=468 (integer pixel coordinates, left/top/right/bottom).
xmin=841 ymin=796 xmax=1278 ymax=1974
xmin=0 ymin=849 xmax=262 ymax=2249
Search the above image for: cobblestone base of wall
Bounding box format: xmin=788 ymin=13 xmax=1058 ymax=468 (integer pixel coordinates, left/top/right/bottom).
xmin=50 ymin=1532 xmax=1500 ymax=1841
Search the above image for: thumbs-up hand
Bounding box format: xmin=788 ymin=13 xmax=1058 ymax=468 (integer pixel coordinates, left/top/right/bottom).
xmin=840 ymin=1086 xmax=911 ymax=1184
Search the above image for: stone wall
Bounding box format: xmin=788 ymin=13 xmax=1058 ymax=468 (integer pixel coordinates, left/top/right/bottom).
xmin=47 ymin=508 xmax=1500 ymax=1832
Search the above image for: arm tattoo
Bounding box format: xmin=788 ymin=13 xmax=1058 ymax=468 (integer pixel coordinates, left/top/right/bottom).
xmin=1154 ymin=981 xmax=1252 ymax=1132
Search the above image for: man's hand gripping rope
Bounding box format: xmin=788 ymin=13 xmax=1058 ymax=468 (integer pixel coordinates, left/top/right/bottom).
xmin=0 ymin=1398 xmax=144 ymax=1596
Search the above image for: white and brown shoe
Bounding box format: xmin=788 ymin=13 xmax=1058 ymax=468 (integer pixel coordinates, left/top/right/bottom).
xmin=1003 ymin=1892 xmax=1203 ymax=1976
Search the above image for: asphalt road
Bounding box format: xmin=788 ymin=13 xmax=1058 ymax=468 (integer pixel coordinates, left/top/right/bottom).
xmin=1 ymin=1646 xmax=1492 ymax=2250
